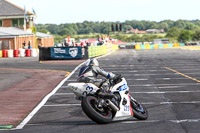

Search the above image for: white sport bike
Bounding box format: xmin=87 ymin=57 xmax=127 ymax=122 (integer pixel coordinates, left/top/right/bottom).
xmin=68 ymin=76 xmax=148 ymax=124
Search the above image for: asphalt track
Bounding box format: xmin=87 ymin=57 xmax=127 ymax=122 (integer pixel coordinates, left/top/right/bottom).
xmin=1 ymin=49 xmax=200 ymax=133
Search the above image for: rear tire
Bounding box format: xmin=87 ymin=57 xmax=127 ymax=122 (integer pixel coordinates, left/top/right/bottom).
xmin=130 ymin=98 xmax=148 ymax=120
xmin=81 ymin=96 xmax=113 ymax=124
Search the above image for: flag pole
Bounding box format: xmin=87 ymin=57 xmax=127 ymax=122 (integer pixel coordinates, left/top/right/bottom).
xmin=24 ymin=6 xmax=26 ymax=31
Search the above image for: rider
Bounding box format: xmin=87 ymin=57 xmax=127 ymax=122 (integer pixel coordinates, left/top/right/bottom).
xmin=77 ymin=58 xmax=121 ymax=87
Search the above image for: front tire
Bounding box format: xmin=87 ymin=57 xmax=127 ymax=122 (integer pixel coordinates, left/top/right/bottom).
xmin=130 ymin=98 xmax=148 ymax=120
xmin=81 ymin=96 xmax=113 ymax=124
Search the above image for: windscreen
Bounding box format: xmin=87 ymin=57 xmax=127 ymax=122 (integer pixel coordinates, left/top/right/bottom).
xmin=78 ymin=66 xmax=90 ymax=76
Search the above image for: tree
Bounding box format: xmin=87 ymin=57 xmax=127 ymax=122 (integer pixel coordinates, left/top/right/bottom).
xmin=58 ymin=28 xmax=75 ymax=36
xmin=38 ymin=29 xmax=50 ymax=34
xmin=159 ymin=22 xmax=169 ymax=31
xmin=166 ymin=27 xmax=181 ymax=39
xmin=193 ymin=30 xmax=200 ymax=41
xmin=123 ymin=25 xmax=133 ymax=32
xmin=185 ymin=23 xmax=199 ymax=30
xmin=174 ymin=20 xmax=186 ymax=29
xmin=178 ymin=30 xmax=194 ymax=43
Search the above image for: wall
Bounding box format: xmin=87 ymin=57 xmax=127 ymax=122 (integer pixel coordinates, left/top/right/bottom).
xmin=15 ymin=36 xmax=35 ymax=49
xmin=3 ymin=19 xmax=12 ymax=27
xmin=0 ymin=36 xmax=35 ymax=50
xmin=2 ymin=19 xmax=30 ymax=29
xmin=37 ymin=37 xmax=54 ymax=48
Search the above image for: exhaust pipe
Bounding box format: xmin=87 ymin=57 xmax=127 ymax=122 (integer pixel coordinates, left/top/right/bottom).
xmin=106 ymin=99 xmax=119 ymax=112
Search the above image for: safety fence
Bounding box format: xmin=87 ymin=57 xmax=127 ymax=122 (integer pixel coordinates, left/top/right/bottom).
xmin=135 ymin=43 xmax=185 ymax=50
xmin=0 ymin=49 xmax=38 ymax=58
xmin=88 ymin=44 xmax=119 ymax=58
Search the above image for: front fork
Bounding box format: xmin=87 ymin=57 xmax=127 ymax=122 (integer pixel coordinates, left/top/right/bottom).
xmin=130 ymin=96 xmax=145 ymax=113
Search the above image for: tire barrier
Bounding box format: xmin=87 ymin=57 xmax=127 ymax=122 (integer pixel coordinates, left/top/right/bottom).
xmin=8 ymin=50 xmax=13 ymax=58
xmin=0 ymin=50 xmax=2 ymax=58
xmin=19 ymin=49 xmax=25 ymax=57
xmin=135 ymin=45 xmax=141 ymax=49
xmin=14 ymin=49 xmax=19 ymax=57
xmin=135 ymin=43 xmax=185 ymax=50
xmin=0 ymin=49 xmax=39 ymax=58
xmin=2 ymin=50 xmax=8 ymax=57
xmin=159 ymin=44 xmax=164 ymax=48
xmin=154 ymin=44 xmax=159 ymax=49
xmin=31 ymin=49 xmax=37 ymax=57
xmin=25 ymin=49 xmax=31 ymax=57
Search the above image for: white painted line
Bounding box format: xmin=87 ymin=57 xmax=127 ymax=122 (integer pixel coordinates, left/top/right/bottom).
xmin=129 ymin=83 xmax=200 ymax=86
xmin=14 ymin=62 xmax=86 ymax=130
xmin=155 ymin=78 xmax=188 ymax=80
xmin=127 ymin=79 xmax=148 ymax=81
xmin=171 ymin=68 xmax=200 ymax=71
xmin=158 ymin=86 xmax=184 ymax=89
xmin=170 ymin=119 xmax=200 ymax=123
xmin=112 ymin=70 xmax=139 ymax=73
xmin=131 ymin=90 xmax=200 ymax=94
xmin=103 ymin=64 xmax=200 ymax=68
xmin=148 ymin=70 xmax=166 ymax=72
xmin=142 ymin=101 xmax=200 ymax=105
xmin=126 ymin=84 xmax=154 ymax=87
xmin=124 ymin=73 xmax=179 ymax=76
xmin=112 ymin=68 xmax=167 ymax=73
xmin=162 ymin=66 xmax=200 ymax=69
xmin=122 ymin=119 xmax=200 ymax=124
xmin=42 ymin=101 xmax=200 ymax=107
xmin=123 ymin=73 xmax=199 ymax=76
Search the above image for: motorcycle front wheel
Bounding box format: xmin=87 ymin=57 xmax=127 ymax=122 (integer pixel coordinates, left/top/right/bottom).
xmin=130 ymin=97 xmax=148 ymax=120
xmin=81 ymin=96 xmax=113 ymax=124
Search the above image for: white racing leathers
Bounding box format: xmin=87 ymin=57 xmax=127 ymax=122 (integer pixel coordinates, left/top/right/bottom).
xmin=77 ymin=65 xmax=115 ymax=87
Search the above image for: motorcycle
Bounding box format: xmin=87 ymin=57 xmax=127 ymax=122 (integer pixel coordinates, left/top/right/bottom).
xmin=67 ymin=76 xmax=148 ymax=124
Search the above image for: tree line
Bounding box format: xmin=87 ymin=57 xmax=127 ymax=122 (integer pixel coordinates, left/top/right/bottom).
xmin=36 ymin=19 xmax=200 ymax=43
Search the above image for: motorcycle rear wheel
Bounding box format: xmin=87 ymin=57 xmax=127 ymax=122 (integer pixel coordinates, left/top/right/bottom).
xmin=81 ymin=96 xmax=113 ymax=124
xmin=130 ymin=99 xmax=148 ymax=120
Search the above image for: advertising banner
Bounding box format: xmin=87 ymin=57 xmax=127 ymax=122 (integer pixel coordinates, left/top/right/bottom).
xmin=50 ymin=47 xmax=82 ymax=59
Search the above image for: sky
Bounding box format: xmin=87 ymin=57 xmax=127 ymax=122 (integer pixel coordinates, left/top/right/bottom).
xmin=9 ymin=0 xmax=200 ymax=24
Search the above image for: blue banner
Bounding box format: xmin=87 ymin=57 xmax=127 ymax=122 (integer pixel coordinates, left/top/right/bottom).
xmin=50 ymin=47 xmax=82 ymax=59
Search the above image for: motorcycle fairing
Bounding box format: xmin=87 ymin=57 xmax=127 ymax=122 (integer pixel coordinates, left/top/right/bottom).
xmin=112 ymin=78 xmax=133 ymax=120
xmin=68 ymin=83 xmax=99 ymax=99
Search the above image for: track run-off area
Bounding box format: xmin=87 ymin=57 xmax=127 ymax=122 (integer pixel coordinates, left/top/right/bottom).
xmin=3 ymin=48 xmax=200 ymax=133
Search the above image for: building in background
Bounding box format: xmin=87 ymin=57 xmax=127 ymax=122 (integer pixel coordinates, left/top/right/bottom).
xmin=146 ymin=29 xmax=164 ymax=34
xmin=0 ymin=0 xmax=54 ymax=50
xmin=0 ymin=0 xmax=35 ymax=31
xmin=36 ymin=32 xmax=54 ymax=48
xmin=0 ymin=27 xmax=35 ymax=50
xmin=126 ymin=28 xmax=146 ymax=34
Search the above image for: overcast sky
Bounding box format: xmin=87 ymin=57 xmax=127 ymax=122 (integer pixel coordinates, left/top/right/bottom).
xmin=9 ymin=0 xmax=200 ymax=24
